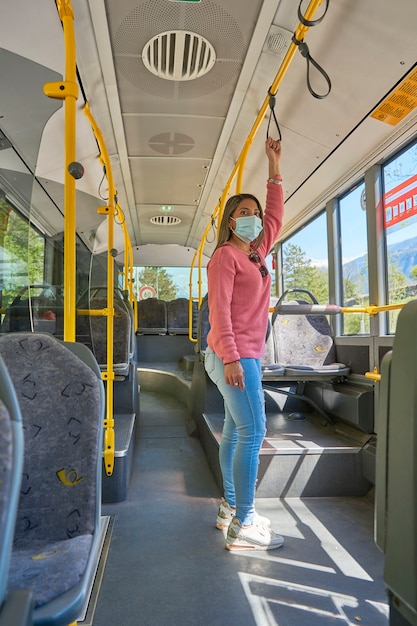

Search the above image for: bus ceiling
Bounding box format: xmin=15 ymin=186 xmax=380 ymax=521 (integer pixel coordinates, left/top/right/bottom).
xmin=0 ymin=1 xmax=416 ymax=262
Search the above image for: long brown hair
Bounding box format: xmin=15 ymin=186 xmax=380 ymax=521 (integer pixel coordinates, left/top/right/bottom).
xmin=213 ymin=193 xmax=264 ymax=252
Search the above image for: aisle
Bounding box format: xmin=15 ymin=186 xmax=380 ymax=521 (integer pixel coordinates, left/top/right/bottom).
xmin=90 ymin=390 xmax=389 ymax=626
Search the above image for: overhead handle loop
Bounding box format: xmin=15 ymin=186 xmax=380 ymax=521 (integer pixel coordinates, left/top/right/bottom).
xmin=298 ymin=0 xmax=329 ymax=27
xmin=293 ymin=0 xmax=331 ymax=99
xmin=292 ymin=35 xmax=332 ymax=99
xmin=266 ymin=87 xmax=282 ymax=140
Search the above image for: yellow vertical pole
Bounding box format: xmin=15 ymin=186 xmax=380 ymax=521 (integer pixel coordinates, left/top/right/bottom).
xmin=123 ymin=236 xmax=129 ymax=292
xmin=44 ymin=0 xmax=78 ymax=342
xmin=84 ymin=102 xmax=115 ymax=475
xmin=117 ymin=205 xmax=137 ymax=330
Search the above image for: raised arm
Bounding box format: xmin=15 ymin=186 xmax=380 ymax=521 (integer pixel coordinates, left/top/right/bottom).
xmin=265 ymin=138 xmax=282 ymax=179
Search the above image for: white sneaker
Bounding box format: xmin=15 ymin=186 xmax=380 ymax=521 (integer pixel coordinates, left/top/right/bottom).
xmin=225 ymin=517 xmax=284 ymax=551
xmin=216 ymin=498 xmax=271 ymax=531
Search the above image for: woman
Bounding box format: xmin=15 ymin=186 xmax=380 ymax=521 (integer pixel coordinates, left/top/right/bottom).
xmin=204 ymin=137 xmax=284 ymax=550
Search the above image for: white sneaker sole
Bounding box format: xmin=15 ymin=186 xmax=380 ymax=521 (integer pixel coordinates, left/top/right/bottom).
xmin=225 ymin=535 xmax=284 ymax=551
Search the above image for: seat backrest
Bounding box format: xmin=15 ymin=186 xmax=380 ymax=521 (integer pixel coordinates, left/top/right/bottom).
xmin=3 ymin=284 xmax=64 ymax=336
xmin=137 ymin=298 xmax=167 ymax=334
xmin=0 ymin=356 xmax=24 ymax=606
xmin=0 ymin=333 xmax=103 ymax=544
xmin=273 ymin=298 xmax=336 ymax=367
xmin=167 ymin=298 xmax=194 ymax=335
xmin=197 ymin=295 xmax=210 ymax=355
xmin=77 ymin=293 xmax=133 ymax=373
xmin=268 ymin=289 xmax=350 ymax=378
xmin=261 ymin=317 xmax=285 ymax=376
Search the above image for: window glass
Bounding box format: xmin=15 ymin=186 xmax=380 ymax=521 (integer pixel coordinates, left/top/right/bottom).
xmin=340 ymin=182 xmax=369 ymax=334
xmin=133 ymin=266 xmax=207 ymax=301
xmin=282 ymin=212 xmax=329 ymax=303
xmin=0 ymin=196 xmax=48 ymax=332
xmin=383 ymin=142 xmax=417 ymax=333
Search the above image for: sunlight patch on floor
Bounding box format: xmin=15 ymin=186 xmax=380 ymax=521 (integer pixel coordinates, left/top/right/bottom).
xmin=239 ymin=572 xmax=389 ymax=626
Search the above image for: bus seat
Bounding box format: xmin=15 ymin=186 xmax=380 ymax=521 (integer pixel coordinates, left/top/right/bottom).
xmin=0 ymin=356 xmax=33 ymax=624
xmin=196 ymin=295 xmax=210 ymax=356
xmin=0 ymin=332 xmax=104 ymax=625
xmin=271 ymin=289 xmax=349 ymax=378
xmin=261 ymin=290 xmax=349 ymax=426
xmin=261 ymin=318 xmax=285 ymax=377
xmin=167 ymin=298 xmax=196 ymax=335
xmin=375 ymin=299 xmax=417 ymax=625
xmin=77 ymin=292 xmax=133 ymax=376
xmin=137 ymin=298 xmax=167 ymax=334
xmin=117 ymin=289 xmax=138 ymax=358
xmin=1 ymin=285 xmax=64 ymax=336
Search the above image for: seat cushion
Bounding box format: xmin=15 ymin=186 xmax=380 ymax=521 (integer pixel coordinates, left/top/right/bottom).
xmin=8 ymin=534 xmax=93 ymax=608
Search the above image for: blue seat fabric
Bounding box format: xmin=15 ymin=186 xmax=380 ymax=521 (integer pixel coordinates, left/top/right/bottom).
xmin=137 ymin=298 xmax=167 ymax=334
xmin=0 ymin=332 xmax=103 ymax=621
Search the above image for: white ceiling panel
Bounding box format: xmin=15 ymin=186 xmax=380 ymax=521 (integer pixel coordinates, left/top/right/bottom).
xmin=123 ymin=115 xmax=223 ymax=158
xmin=130 ymin=157 xmax=208 ymax=205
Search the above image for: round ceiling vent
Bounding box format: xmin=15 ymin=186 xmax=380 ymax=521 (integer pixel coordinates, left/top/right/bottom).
xmin=142 ymin=30 xmax=216 ymax=81
xmin=150 ymin=215 xmax=182 ymax=226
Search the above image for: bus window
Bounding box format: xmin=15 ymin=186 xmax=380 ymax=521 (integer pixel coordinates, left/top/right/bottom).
xmin=282 ymin=212 xmax=329 ymax=303
xmin=340 ymin=182 xmax=370 ymax=335
xmin=383 ymin=141 xmax=417 ymax=333
xmin=132 ymin=266 xmax=208 ymax=301
xmin=0 ymin=192 xmax=45 ymax=329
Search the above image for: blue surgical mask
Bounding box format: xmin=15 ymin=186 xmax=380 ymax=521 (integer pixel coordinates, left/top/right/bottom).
xmin=231 ymin=215 xmax=263 ymax=243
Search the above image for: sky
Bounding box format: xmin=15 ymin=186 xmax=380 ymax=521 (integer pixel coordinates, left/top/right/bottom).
xmin=285 ymin=146 xmax=417 ymax=266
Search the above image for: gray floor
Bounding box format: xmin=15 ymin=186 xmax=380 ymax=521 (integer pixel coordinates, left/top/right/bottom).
xmin=90 ymin=389 xmax=389 ymax=626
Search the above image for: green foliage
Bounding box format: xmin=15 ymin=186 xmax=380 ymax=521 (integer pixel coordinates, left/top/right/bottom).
xmin=135 ymin=266 xmax=178 ymax=300
xmin=1 ymin=209 xmax=45 ymax=308
xmin=410 ymin=265 xmax=417 ymax=281
xmin=387 ymin=252 xmax=409 ymax=332
xmin=282 ymin=243 xmax=329 ymax=302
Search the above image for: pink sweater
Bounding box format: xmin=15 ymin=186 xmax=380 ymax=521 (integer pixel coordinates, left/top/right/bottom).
xmin=207 ymin=181 xmax=284 ymax=363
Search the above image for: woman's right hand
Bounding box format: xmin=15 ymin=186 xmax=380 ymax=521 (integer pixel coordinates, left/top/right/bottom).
xmin=224 ymin=360 xmax=245 ymax=390
xmin=265 ymin=138 xmax=282 ymax=178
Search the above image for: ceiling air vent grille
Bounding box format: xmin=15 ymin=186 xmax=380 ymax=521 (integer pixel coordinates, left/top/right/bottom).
xmin=150 ymin=215 xmax=182 ymax=226
xmin=142 ymin=31 xmax=216 ymax=81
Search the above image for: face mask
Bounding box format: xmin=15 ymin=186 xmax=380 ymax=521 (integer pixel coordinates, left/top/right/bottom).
xmin=231 ymin=215 xmax=263 ymax=243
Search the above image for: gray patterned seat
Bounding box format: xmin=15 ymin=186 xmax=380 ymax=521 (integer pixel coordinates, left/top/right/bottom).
xmin=167 ymin=298 xmax=198 ymax=335
xmin=137 ymin=298 xmax=167 ymax=334
xmin=263 ymin=289 xmax=350 ymax=426
xmin=0 ymin=354 xmax=33 ymax=624
xmin=0 ymin=332 xmax=104 ymax=625
xmin=77 ymin=290 xmax=133 ymax=376
xmin=271 ymin=289 xmax=349 ymax=377
xmin=197 ymin=295 xmax=210 ymax=355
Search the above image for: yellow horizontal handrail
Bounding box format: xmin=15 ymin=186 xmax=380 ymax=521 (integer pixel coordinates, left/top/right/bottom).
xmin=77 ymin=308 xmax=121 ymax=317
xmin=268 ymin=302 xmax=406 ymax=315
xmin=341 ymin=303 xmax=404 ymax=316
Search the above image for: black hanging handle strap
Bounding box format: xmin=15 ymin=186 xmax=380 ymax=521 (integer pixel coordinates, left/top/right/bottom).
xmin=292 ymin=35 xmax=331 ymax=99
xmin=298 ymin=0 xmax=329 ymax=27
xmin=293 ymin=0 xmax=331 ymax=99
xmin=266 ymin=87 xmax=282 ymax=140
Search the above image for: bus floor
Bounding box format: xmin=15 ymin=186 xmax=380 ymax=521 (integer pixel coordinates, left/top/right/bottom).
xmin=88 ymin=389 xmax=389 ymax=626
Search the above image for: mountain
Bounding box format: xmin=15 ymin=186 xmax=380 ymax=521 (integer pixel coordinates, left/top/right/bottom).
xmin=342 ymin=236 xmax=417 ymax=291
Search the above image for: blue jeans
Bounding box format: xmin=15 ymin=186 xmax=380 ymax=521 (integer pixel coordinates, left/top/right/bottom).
xmin=204 ymin=348 xmax=266 ymax=525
